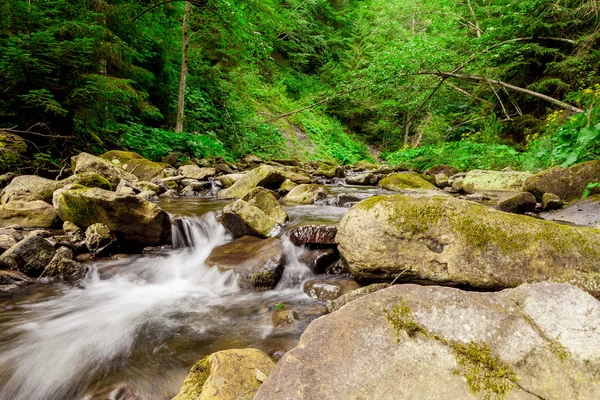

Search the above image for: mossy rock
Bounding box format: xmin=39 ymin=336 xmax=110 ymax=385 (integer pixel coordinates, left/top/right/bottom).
xmin=204 ymin=236 xmax=283 ymax=290
xmin=255 ymin=283 xmax=600 ymax=399
xmin=100 ymin=150 xmax=168 ymax=182
xmin=379 ymin=173 xmax=437 ymax=191
xmin=221 ymin=200 xmax=279 ymax=238
xmin=178 ymin=164 xmax=216 ymax=180
xmin=53 ymin=185 xmax=171 ymax=247
xmin=353 ymin=160 xmax=379 ymax=171
xmin=72 ymin=152 xmax=138 ymax=187
xmin=0 ymin=131 xmax=26 ymax=172
xmin=219 ymin=173 xmax=246 ymax=188
xmin=462 ymin=169 xmax=532 ymax=193
xmin=313 ymin=165 xmax=345 ymax=179
xmin=281 ymin=184 xmax=329 ymax=204
xmin=0 ymin=172 xmax=111 ymax=204
xmin=280 ymin=179 xmax=297 ymax=192
xmin=173 ymin=348 xmax=275 ymax=400
xmin=0 ymin=200 xmax=59 ymax=229
xmin=217 ymin=165 xmax=285 ymax=200
xmin=524 ymin=160 xmax=600 ymax=201
xmin=336 ymin=194 xmax=600 ymax=296
xmin=282 ymin=170 xmax=314 ymax=184
xmin=0 ymin=235 xmax=56 ymax=277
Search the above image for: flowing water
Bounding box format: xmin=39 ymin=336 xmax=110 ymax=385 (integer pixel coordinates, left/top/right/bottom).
xmin=0 ymin=185 xmax=370 ymax=400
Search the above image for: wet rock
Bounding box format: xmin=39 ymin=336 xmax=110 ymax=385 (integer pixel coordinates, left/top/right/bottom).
xmin=205 ymin=236 xmax=284 ymax=290
xmin=85 ymin=384 xmax=139 ymax=400
xmin=53 ymin=186 xmax=171 ymax=247
xmin=425 ymin=164 xmax=458 ymax=177
xmin=41 ymin=247 xmax=87 ymax=282
xmin=379 ymin=173 xmax=437 ymax=191
xmin=0 ymin=235 xmax=55 ymax=277
xmin=256 ymin=283 xmax=600 ymax=400
xmin=495 ymin=192 xmax=536 ymax=214
xmin=280 ymin=179 xmax=297 ymax=192
xmin=222 ymin=188 xmax=288 ymax=238
xmin=72 ymin=152 xmax=138 ymax=187
xmin=272 ymin=305 xmax=298 ymax=327
xmin=159 ymin=189 xmax=177 ymax=198
xmin=136 ymin=181 xmax=161 ymax=194
xmin=100 ymin=150 xmax=166 ymax=181
xmin=136 ymin=190 xmax=159 ymax=202
xmin=85 ymin=223 xmax=114 ymax=254
xmin=299 ymin=248 xmax=339 ymax=273
xmin=542 ymin=192 xmax=563 ymax=211
xmin=303 ymin=277 xmax=360 ymax=301
xmin=179 ymin=186 xmax=196 ymax=197
xmin=346 ymin=172 xmax=382 ymax=185
xmin=289 ymin=224 xmax=337 ymax=247
xmin=325 ymin=259 xmax=350 ymax=275
xmin=540 ymin=194 xmax=600 ymax=227
xmin=178 ymin=164 xmax=216 ymax=180
xmin=0 ymin=200 xmax=59 ymax=228
xmin=463 ymin=193 xmax=490 ymax=201
xmin=462 ymin=169 xmax=532 ymax=193
xmin=313 ymin=164 xmax=345 ymax=179
xmin=281 ymin=184 xmax=329 ymax=204
xmin=325 ymin=283 xmax=390 ymax=313
xmin=525 ymin=160 xmax=600 ymax=201
xmin=282 ymin=170 xmax=314 ymax=185
xmin=0 ymin=234 xmax=18 ymax=255
xmin=0 ymin=172 xmax=111 ymax=204
xmin=217 ymin=165 xmax=285 ymax=199
xmin=336 ymin=194 xmax=600 ymax=296
xmin=173 ymin=348 xmax=275 ymax=400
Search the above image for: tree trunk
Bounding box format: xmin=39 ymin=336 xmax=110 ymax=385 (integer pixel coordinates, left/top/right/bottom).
xmin=175 ymin=1 xmax=191 ymax=133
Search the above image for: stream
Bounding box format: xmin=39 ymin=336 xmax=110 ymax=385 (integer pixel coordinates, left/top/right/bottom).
xmin=0 ymin=184 xmax=369 ymax=400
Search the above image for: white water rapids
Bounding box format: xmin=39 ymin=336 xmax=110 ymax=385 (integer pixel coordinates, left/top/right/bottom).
xmin=0 ymin=213 xmax=316 ymax=400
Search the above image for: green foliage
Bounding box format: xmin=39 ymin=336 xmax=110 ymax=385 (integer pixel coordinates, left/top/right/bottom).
xmin=583 ymin=183 xmax=600 ymax=199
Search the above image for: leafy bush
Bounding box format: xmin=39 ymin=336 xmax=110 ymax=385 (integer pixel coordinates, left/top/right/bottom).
xmin=121 ymin=123 xmax=225 ymax=161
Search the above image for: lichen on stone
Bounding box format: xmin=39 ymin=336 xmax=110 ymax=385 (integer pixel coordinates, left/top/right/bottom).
xmin=384 ymin=300 xmax=428 ymax=342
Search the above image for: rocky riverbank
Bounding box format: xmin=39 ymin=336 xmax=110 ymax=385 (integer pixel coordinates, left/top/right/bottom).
xmin=1 ymin=149 xmax=600 ymax=399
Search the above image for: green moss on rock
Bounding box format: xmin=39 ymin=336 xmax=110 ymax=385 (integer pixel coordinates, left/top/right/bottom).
xmin=379 ymin=173 xmax=437 ymax=191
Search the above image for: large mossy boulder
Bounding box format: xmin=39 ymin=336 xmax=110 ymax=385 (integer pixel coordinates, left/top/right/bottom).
xmin=379 ymin=173 xmax=437 ymax=191
xmin=72 ymin=152 xmax=138 ymax=187
xmin=255 ymin=283 xmax=600 ymax=400
xmin=0 ymin=131 xmax=26 ymax=170
xmin=0 ymin=200 xmax=59 ymax=228
xmin=221 ymin=188 xmax=288 ymax=238
xmin=217 ymin=165 xmax=285 ymax=200
xmin=0 ymin=235 xmax=56 ymax=277
xmin=462 ymin=169 xmax=532 ymax=193
xmin=53 ymin=186 xmax=171 ymax=246
xmin=524 ymin=160 xmax=600 ymax=201
xmin=178 ymin=164 xmax=216 ymax=180
xmin=0 ymin=172 xmax=111 ymax=204
xmin=336 ymin=194 xmax=600 ymax=296
xmin=281 ymin=184 xmax=329 ymax=204
xmin=173 ymin=348 xmax=275 ymax=400
xmin=100 ymin=150 xmax=167 ymax=181
xmin=204 ymin=236 xmax=283 ymax=290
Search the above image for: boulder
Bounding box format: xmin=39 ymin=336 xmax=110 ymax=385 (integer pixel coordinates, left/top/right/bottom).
xmin=425 ymin=164 xmax=458 ymax=177
xmin=542 ymin=193 xmax=562 ymax=211
xmin=100 ymin=150 xmax=166 ymax=181
xmin=0 ymin=235 xmax=55 ymax=277
xmin=204 ymin=236 xmax=284 ymax=290
xmin=41 ymin=248 xmax=87 ymax=282
xmin=0 ymin=172 xmax=111 ymax=204
xmin=173 ymin=348 xmax=275 ymax=400
xmin=279 ymin=179 xmax=297 ymax=192
xmin=178 ymin=164 xmax=216 ymax=180
xmin=379 ymin=173 xmax=437 ymax=191
xmin=255 ymin=283 xmax=600 ymax=400
xmin=0 ymin=131 xmax=26 ymax=169
xmin=462 ymin=169 xmax=532 ymax=193
xmin=282 ymin=170 xmax=314 ymax=184
xmin=72 ymin=152 xmax=137 ymax=187
xmin=241 ymin=188 xmax=288 ymax=225
xmin=353 ymin=160 xmax=379 ymax=171
xmin=0 ymin=234 xmax=19 ymax=255
xmin=221 ymin=188 xmax=287 ymax=238
xmin=289 ymin=224 xmax=337 ymax=247
xmin=524 ymin=160 xmax=600 ymax=201
xmin=53 ymin=186 xmax=171 ymax=247
xmin=346 ymin=172 xmax=382 ymax=185
xmin=272 ymin=305 xmax=298 ymax=328
xmin=0 ymin=200 xmax=59 ymax=228
xmin=313 ymin=165 xmax=345 ymax=179
xmin=495 ymin=192 xmax=536 ymax=214
xmin=136 ymin=181 xmax=161 ymax=194
xmin=219 ymin=173 xmax=246 ymax=188
xmin=217 ymin=165 xmax=285 ymax=199
xmin=303 ymin=277 xmax=360 ymax=301
xmin=336 ymin=194 xmax=600 ymax=296
xmin=281 ymin=184 xmax=329 ymax=204
xmin=434 ymin=173 xmax=449 ymax=188
xmin=0 ymin=269 xmax=32 ymax=287
xmin=540 ymin=194 xmax=600 ymax=227
xmin=325 ymin=283 xmax=390 ymax=313
xmin=85 ymin=223 xmax=114 ymax=253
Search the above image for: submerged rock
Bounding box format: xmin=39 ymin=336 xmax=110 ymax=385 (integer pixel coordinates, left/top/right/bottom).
xmin=462 ymin=169 xmax=532 ymax=193
xmin=204 ymin=236 xmax=284 ymax=290
xmin=303 ymin=277 xmax=360 ymax=301
xmin=100 ymin=150 xmax=166 ymax=181
xmin=72 ymin=152 xmax=137 ymax=187
xmin=53 ymin=186 xmax=171 ymax=247
xmin=217 ymin=165 xmax=285 ymax=199
xmin=0 ymin=200 xmax=59 ymax=228
xmin=281 ymin=184 xmax=328 ymax=204
xmin=336 ymin=194 xmax=600 ymax=296
xmin=255 ymin=283 xmax=600 ymax=399
xmin=272 ymin=305 xmax=298 ymax=328
xmin=0 ymin=235 xmax=55 ymax=277
xmin=525 ymin=160 xmax=600 ymax=201
xmin=379 ymin=173 xmax=437 ymax=191
xmin=173 ymin=348 xmax=275 ymax=400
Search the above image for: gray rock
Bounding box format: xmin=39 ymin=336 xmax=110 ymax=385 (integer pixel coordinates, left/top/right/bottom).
xmin=0 ymin=235 xmax=56 ymax=277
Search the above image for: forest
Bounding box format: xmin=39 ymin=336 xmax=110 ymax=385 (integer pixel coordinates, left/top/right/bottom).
xmin=1 ymin=0 xmax=599 ymax=171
